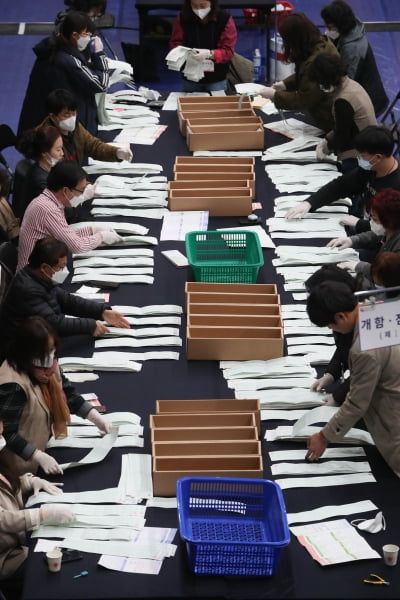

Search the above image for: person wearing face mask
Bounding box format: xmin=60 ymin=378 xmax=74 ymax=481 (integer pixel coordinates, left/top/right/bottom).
xmin=258 ymin=12 xmax=339 ymax=133
xmin=18 ymin=11 xmax=109 ymax=137
xmin=36 ymin=89 xmax=132 ymax=167
xmin=307 ymin=53 xmax=376 ymax=175
xmin=16 ymin=125 xmax=68 ymax=221
xmin=0 ymin=316 xmax=111 ymax=478
xmin=327 ymin=188 xmax=400 ymax=289
xmin=55 ymin=0 xmax=107 ymax=32
xmin=321 ymin=1 xmax=388 ymax=117
xmin=370 ymin=251 xmax=400 ymax=300
xmin=285 ymin=125 xmax=400 ymax=224
xmin=17 ymin=160 xmax=122 ymax=271
xmin=169 ymin=0 xmax=237 ymax=92
xmin=0 ymin=417 xmax=75 ymax=598
xmin=0 ymin=237 xmax=130 ymax=359
xmin=305 ymin=280 xmax=400 ymax=478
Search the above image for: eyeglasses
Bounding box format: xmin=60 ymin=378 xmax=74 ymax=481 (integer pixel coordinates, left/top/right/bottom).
xmin=72 ymin=187 xmax=86 ymax=194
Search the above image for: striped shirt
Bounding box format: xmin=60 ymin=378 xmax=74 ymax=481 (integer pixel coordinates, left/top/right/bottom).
xmin=17 ymin=189 xmax=102 ymax=270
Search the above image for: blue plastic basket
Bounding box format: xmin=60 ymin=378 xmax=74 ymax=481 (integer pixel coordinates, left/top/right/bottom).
xmin=176 ymin=477 xmax=290 ymax=577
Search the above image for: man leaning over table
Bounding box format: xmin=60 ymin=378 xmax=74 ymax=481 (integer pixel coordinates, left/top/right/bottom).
xmin=305 ymin=280 xmax=400 ymax=478
xmin=0 ymin=236 xmax=129 ymax=360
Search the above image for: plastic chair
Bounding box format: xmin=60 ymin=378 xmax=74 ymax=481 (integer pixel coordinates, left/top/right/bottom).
xmin=0 ymin=124 xmax=17 ymax=179
xmin=11 ymin=158 xmax=32 ymax=220
xmin=0 ymin=240 xmax=17 ymax=304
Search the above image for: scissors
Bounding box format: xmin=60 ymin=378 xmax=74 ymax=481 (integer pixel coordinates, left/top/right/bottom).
xmin=363 ymin=573 xmax=390 ymax=586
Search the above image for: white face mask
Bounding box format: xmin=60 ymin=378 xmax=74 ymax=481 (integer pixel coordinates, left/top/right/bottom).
xmin=69 ymin=194 xmax=85 ymax=207
xmin=77 ymin=35 xmax=91 ymax=51
xmin=32 ymin=349 xmax=56 ymax=369
xmin=325 ymin=29 xmax=340 ymax=40
xmin=51 ymin=266 xmax=69 ymax=285
xmin=193 ymin=7 xmax=211 ymax=19
xmin=370 ymin=219 xmax=385 ymax=236
xmin=319 ymin=84 xmax=335 ymax=93
xmin=47 ymin=154 xmax=59 ymax=167
xmin=0 ymin=436 xmax=6 ymax=451
xmin=58 ymin=115 xmax=76 ymax=132
xmin=351 ymin=511 xmax=386 ymax=534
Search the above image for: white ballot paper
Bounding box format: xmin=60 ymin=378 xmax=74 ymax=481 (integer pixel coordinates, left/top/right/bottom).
xmin=57 ymin=426 xmax=119 ymax=470
xmin=160 ymin=210 xmax=209 ymax=241
xmin=287 ymin=500 xmax=377 ymax=525
xmin=290 ymin=518 xmax=381 ymax=566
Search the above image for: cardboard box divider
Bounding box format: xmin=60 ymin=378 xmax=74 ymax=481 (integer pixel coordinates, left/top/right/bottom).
xmin=152 ymin=456 xmax=263 ymax=496
xmin=185 ymin=282 xmax=277 ymax=295
xmin=173 ymin=164 xmax=254 ymax=174
xmin=186 ymin=120 xmax=264 ymax=151
xmin=152 ymin=440 xmax=261 ymax=457
xmin=168 ymin=188 xmax=253 ymax=216
xmin=151 ymin=426 xmax=258 ymax=442
xmin=175 ymin=156 xmax=254 ymax=165
xmin=155 ymin=398 xmax=260 ymax=432
xmin=186 ymin=292 xmax=280 ymax=310
xmin=188 ymin=314 xmax=282 ymax=328
xmin=150 ymin=412 xmax=256 ymax=429
xmin=189 ymin=302 xmax=281 ymax=316
xmin=169 ymin=180 xmax=251 ymax=190
xmin=179 ymin=111 xmax=255 ymax=135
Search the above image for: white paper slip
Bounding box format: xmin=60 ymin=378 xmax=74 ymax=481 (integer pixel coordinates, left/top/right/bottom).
xmin=74 ymin=248 xmax=154 ymax=259
xmin=276 ymin=472 xmax=376 ymax=490
xmin=100 ymin=326 xmax=179 ymax=338
xmin=261 ymin=409 xmax=311 ymax=421
xmin=228 ymin=377 xmax=314 ymax=390
xmin=287 ymin=500 xmax=377 ymax=525
xmin=91 ymin=208 xmax=167 ymax=219
xmin=25 ymin=488 xmax=123 ymax=508
xmin=58 ymin=538 xmax=176 ymax=560
xmin=160 ymin=210 xmax=209 ymax=241
xmin=95 ymin=336 xmax=182 ymax=348
xmin=271 ymin=461 xmax=371 ymax=476
xmin=31 ymin=526 xmax=134 ymax=541
xmin=111 ymin=304 xmax=183 ymax=315
xmin=286 ymin=336 xmax=334 ymax=346
xmin=70 ymin=221 xmax=149 ymax=235
xmin=217 ymin=225 xmax=275 ymax=249
xmin=237 ymin=388 xmax=325 ymax=409
xmin=47 ymin=436 xmax=144 ymax=449
xmin=92 ymin=351 xmax=180 ymax=361
xmin=266 ymin=424 xmax=374 ymax=445
xmin=147 ymin=497 xmax=178 ymax=509
xmin=269 ymin=447 xmax=366 ymax=462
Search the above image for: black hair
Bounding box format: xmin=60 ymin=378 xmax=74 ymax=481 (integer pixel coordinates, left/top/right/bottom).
xmin=306 ymin=281 xmax=358 ymax=327
xmin=46 ymin=89 xmax=78 ymax=115
xmin=17 ymin=125 xmax=61 ymax=161
xmin=6 ymin=316 xmax=59 ymax=374
xmin=321 ymin=1 xmax=357 ymax=35
xmin=46 ymin=160 xmax=86 ymax=192
xmin=354 ymin=125 xmax=394 ymax=157
xmin=308 ymin=52 xmax=347 ymax=87
xmin=64 ymin=0 xmax=106 ymax=11
xmin=305 ymin=264 xmax=357 ymax=294
xmin=28 ymin=237 xmax=69 ymax=269
xmin=59 ymin=10 xmax=95 ymax=38
xmin=278 ymin=12 xmax=322 ymax=63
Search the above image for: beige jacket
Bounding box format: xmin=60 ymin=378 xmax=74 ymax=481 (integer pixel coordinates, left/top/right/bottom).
xmin=323 ymin=328 xmax=400 ymax=477
xmin=0 ymin=473 xmax=40 ymax=579
xmin=0 ymin=197 xmax=20 ymax=241
xmin=0 ymin=361 xmax=52 ymax=475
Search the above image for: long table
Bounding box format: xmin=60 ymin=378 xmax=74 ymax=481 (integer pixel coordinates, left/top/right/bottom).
xmin=20 ymin=107 xmax=400 ymax=600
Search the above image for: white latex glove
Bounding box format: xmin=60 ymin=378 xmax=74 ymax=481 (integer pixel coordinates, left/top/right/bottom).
xmin=33 ymin=450 xmax=63 ymax=475
xmin=31 ymin=477 xmax=64 ymax=496
xmin=258 ymin=86 xmax=275 ymax=100
xmin=339 ymin=215 xmax=360 ymax=227
xmin=337 ymin=260 xmax=358 ymax=271
xmin=101 ymin=230 xmax=122 ymax=245
xmin=41 ymin=505 xmax=75 ymax=525
xmin=310 ymin=373 xmax=334 ymax=392
xmin=272 ymin=80 xmax=286 ymax=91
xmin=326 ymin=237 xmax=352 ymax=249
xmin=316 ymin=138 xmax=329 ymax=161
xmin=91 ymin=223 xmax=112 ymax=234
xmin=91 ymin=35 xmax=103 ymax=53
xmin=285 ymin=201 xmax=311 ymax=219
xmin=86 ymin=408 xmax=111 ymax=435
xmin=116 ymin=147 xmax=133 ymax=162
xmin=82 ymin=183 xmax=96 ymax=201
xmin=192 ymin=48 xmax=211 ymax=61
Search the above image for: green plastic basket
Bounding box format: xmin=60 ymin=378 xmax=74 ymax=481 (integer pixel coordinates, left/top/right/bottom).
xmin=185 ymin=230 xmax=264 ymax=283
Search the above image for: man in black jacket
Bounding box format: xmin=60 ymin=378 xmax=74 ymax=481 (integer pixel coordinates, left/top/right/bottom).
xmin=0 ymin=237 xmax=129 ymax=356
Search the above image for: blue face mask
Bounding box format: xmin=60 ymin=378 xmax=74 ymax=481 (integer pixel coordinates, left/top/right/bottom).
xmin=357 ymin=156 xmax=373 ymax=170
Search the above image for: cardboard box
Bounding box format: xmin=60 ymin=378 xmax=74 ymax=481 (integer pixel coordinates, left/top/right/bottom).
xmin=151 ymin=426 xmax=258 ymax=442
xmin=150 ymin=412 xmax=256 ymax=429
xmin=153 ymin=455 xmax=263 ymax=496
xmin=178 ymin=110 xmax=255 ymax=135
xmin=186 ymin=120 xmax=265 ymax=151
xmin=152 ymin=440 xmax=261 ymax=457
xmin=175 ymin=156 xmax=254 ymax=166
xmin=155 ymin=398 xmax=260 ymax=431
xmin=173 ymin=164 xmax=254 ymax=175
xmin=168 ymin=186 xmax=253 ymax=216
xmin=186 ymin=325 xmax=284 ymax=360
xmin=186 ymin=292 xmax=280 ymax=310
xmin=174 ymin=173 xmax=255 ymax=197
xmin=185 ymin=282 xmax=277 ymax=295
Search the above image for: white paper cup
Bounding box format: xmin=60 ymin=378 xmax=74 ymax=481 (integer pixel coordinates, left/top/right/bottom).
xmin=382 ymin=544 xmax=399 ymax=566
xmin=46 ymin=548 xmax=62 ymax=572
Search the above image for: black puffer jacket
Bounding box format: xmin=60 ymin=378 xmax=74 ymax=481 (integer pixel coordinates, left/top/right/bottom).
xmin=0 ymin=266 xmax=110 ymax=354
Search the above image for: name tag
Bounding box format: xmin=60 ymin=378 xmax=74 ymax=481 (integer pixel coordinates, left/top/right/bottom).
xmin=203 ymin=59 xmax=214 ymax=72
